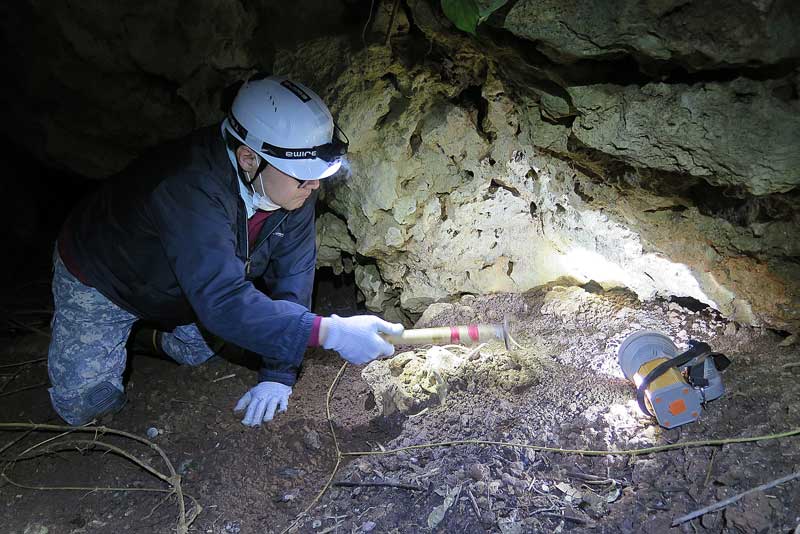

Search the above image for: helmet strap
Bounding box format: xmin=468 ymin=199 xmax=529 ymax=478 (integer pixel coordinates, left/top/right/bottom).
xmin=254 ymin=157 xmax=269 ymax=178
xmin=245 ymin=158 xmax=281 ymax=209
xmin=239 ymin=153 xmax=268 ymax=190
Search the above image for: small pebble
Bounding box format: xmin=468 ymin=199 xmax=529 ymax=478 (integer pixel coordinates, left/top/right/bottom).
xmin=361 ymin=521 xmax=377 ymax=532
xmin=468 ymin=463 xmax=489 ymax=481
xmin=146 ymin=427 xmax=159 ymax=439
xmin=724 ymin=322 xmax=738 ymax=337
xmin=303 ymin=430 xmax=322 ymax=450
xmin=274 ymin=492 xmax=296 ymax=503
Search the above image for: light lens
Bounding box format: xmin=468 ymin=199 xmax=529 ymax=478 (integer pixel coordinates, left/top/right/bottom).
xmin=317 ymin=160 xmax=342 ymax=179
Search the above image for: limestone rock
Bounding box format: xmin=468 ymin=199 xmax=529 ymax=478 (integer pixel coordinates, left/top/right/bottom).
xmin=541 ymin=286 xmax=593 ymax=320
xmin=608 ymin=184 xmax=800 ymax=328
xmin=417 ymin=303 xmax=459 ymax=328
xmin=538 ymin=92 xmax=572 ymax=121
xmin=569 ymin=79 xmax=800 ymax=195
xmin=362 ymin=346 xmax=468 ymax=415
xmin=355 ymin=264 xmax=395 ymax=312
xmin=503 ymin=0 xmax=800 ymax=69
xmin=540 ymin=286 xmax=621 ymax=325
xmin=291 ymin=42 xmax=800 ymax=331
xmin=316 ymin=213 xmax=356 ymax=275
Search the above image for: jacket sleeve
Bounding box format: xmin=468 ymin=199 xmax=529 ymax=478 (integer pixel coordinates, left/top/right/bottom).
xmin=148 ymin=174 xmax=315 ymax=376
xmin=258 ymin=193 xmax=318 ymax=385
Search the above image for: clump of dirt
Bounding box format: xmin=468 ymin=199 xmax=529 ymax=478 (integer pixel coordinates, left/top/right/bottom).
xmin=1 ymin=282 xmax=799 ymax=533
xmin=363 ymin=342 xmax=538 ymax=417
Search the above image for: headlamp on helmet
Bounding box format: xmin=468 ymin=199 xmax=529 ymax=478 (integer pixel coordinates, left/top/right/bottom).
xmin=251 ymin=121 xmax=349 ymax=163
xmin=223 ymin=74 xmax=347 ymax=180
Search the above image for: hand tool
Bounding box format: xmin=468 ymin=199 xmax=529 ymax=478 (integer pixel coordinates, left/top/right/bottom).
xmin=381 ymin=317 xmax=513 ymax=350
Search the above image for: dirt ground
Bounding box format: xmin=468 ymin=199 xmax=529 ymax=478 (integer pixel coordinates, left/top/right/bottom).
xmin=1 ymin=278 xmax=799 ymax=534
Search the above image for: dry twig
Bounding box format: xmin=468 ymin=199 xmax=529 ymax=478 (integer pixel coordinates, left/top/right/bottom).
xmin=384 ymin=0 xmax=401 ymax=45
xmin=702 ymin=449 xmax=718 ymax=491
xmin=672 ymin=470 xmax=800 ymax=526
xmin=333 ymin=481 xmax=423 ymax=491
xmin=3 ymin=317 xmax=50 ymax=338
xmin=0 ymin=422 xmax=201 ymax=533
xmin=0 ymin=368 xmax=24 ymax=395
xmin=361 ymin=0 xmax=376 ymax=48
xmin=211 ymin=373 xmax=236 ymax=383
xmin=0 ymin=429 xmax=34 ymax=456
xmin=466 ymin=487 xmax=481 ymax=520
xmin=0 ymin=358 xmax=47 ymax=369
xmin=540 ymin=512 xmax=589 ymax=525
xmin=567 ymin=471 xmax=619 ymax=486
xmin=0 ymin=382 xmax=48 ymax=398
xmin=339 ymin=427 xmax=800 ymax=458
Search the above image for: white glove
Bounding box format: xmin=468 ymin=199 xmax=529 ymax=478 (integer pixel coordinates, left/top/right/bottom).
xmin=322 ymin=314 xmax=404 ymax=365
xmin=234 ymin=381 xmax=292 ymax=426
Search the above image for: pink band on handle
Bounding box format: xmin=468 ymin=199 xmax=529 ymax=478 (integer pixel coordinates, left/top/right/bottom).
xmin=450 ymin=326 xmax=461 ymax=343
xmin=468 ymin=325 xmax=479 ymax=341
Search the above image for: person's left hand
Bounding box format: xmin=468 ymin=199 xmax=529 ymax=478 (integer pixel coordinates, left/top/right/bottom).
xmin=234 ymin=381 xmax=292 ymax=426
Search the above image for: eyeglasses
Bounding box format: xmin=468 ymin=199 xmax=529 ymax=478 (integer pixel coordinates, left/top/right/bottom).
xmin=290 ymin=177 xmax=319 ymax=189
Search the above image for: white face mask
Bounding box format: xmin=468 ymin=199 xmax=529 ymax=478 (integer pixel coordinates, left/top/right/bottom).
xmin=233 ymin=149 xmax=280 ymax=212
xmin=250 ymin=168 xmax=281 ymax=211
xmin=221 ymin=123 xmax=281 ymax=214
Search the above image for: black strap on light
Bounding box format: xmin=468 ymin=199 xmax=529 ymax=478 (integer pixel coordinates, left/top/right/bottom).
xmin=689 ymin=360 xmax=709 ymax=388
xmin=228 ymin=114 xmax=349 ymax=163
xmin=711 ymin=353 xmax=731 ymax=371
xmin=635 ymin=340 xmax=712 ymax=417
xmin=260 ymin=123 xmax=349 ymax=162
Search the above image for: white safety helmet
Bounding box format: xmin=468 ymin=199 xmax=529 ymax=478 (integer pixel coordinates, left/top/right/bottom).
xmin=222 ymin=74 xmax=348 ymax=180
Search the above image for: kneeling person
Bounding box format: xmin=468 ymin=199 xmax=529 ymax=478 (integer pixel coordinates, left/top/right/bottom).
xmin=48 ymin=74 xmax=403 ymax=427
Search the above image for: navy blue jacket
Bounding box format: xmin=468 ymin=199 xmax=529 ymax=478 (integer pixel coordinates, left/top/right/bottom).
xmin=60 ymin=125 xmax=317 ymax=386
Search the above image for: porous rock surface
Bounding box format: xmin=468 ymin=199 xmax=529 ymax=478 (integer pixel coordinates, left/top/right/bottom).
xmin=502 ymin=0 xmax=800 ymax=69
xmin=296 ymin=38 xmax=798 ymax=329
xmin=569 ymin=79 xmax=800 ymax=195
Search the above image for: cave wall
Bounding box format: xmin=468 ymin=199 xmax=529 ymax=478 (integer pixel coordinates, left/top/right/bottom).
xmin=1 ymin=0 xmax=798 ymax=331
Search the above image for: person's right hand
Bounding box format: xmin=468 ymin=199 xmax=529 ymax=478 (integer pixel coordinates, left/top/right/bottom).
xmin=321 ymin=314 xmax=404 ymax=365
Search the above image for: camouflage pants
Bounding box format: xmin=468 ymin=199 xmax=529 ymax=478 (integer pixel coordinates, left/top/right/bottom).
xmin=48 ymin=251 xmax=216 ymax=425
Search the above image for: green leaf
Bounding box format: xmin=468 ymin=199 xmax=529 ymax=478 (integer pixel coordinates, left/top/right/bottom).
xmin=478 ymin=0 xmax=509 ymax=19
xmin=441 ymin=0 xmax=481 ymax=35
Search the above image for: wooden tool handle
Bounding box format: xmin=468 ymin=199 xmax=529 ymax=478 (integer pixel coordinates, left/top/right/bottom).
xmin=381 ymin=324 xmax=504 ymax=346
